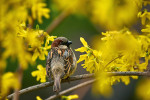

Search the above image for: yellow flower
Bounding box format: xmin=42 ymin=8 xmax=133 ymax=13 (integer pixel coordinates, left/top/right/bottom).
xmin=138 ymin=10 xmax=150 ymax=25
xmin=1 ymin=72 xmax=20 ymax=97
xmin=91 ymin=0 xmax=142 ymax=30
xmin=45 ymin=35 xmax=57 ymax=49
xmin=80 ymin=37 xmax=88 ymax=47
xmin=77 ymin=54 xmax=87 ymax=63
xmin=36 ymin=96 xmax=43 ymax=100
xmin=32 ymin=47 xmax=48 ymax=61
xmin=32 ymin=2 xmax=50 ymax=23
xmin=53 ymin=0 xmax=89 ymax=14
xmin=93 ymin=72 xmax=112 ymax=97
xmin=136 ymin=78 xmax=150 ymax=100
xmin=31 ymin=65 xmax=46 ymax=83
xmin=83 ymin=58 xmax=95 ymax=73
xmin=76 ymin=37 xmax=103 ymax=73
xmin=141 ymin=25 xmax=150 ymax=33
xmin=2 ymin=33 xmax=32 ymax=69
xmin=76 ymin=27 xmax=150 ymax=97
xmin=46 ymin=35 xmax=57 ymax=44
xmin=75 ymin=37 xmax=89 ymax=52
xmin=101 ymin=29 xmax=147 ymax=71
xmin=31 ymin=34 xmax=56 ymax=61
xmin=75 ymin=47 xmax=87 ymax=52
xmin=61 ymin=94 xmax=79 ymax=100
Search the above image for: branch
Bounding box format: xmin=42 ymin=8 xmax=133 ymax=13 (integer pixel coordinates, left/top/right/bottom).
xmin=45 ymin=79 xmax=95 ymax=100
xmin=104 ymin=55 xmax=122 ymax=69
xmin=7 ymin=71 xmax=150 ymax=99
xmin=13 ymin=66 xmax=23 ymax=100
xmin=46 ymin=10 xmax=71 ymax=34
xmin=107 ymin=71 xmax=150 ymax=76
xmin=7 ymin=74 xmax=93 ymax=99
xmin=46 ymin=71 xmax=150 ymax=100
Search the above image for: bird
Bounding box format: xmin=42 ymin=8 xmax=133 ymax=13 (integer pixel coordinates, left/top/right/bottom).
xmin=46 ymin=37 xmax=77 ymax=92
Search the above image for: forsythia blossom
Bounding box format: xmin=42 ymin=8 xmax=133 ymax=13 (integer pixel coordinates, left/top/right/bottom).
xmin=0 ymin=72 xmax=20 ymax=97
xmin=91 ymin=0 xmax=142 ymax=30
xmin=138 ymin=10 xmax=150 ymax=25
xmin=53 ymin=0 xmax=90 ymax=14
xmin=141 ymin=25 xmax=150 ymax=33
xmin=31 ymin=65 xmax=46 ymax=83
xmin=135 ymin=3 xmax=150 ymax=99
xmin=36 ymin=96 xmax=43 ymax=100
xmin=76 ymin=28 xmax=150 ymax=96
xmin=0 ymin=0 xmax=51 ymax=98
xmin=61 ymin=94 xmax=79 ymax=100
xmin=75 ymin=37 xmax=102 ymax=73
xmin=75 ymin=37 xmax=89 ymax=53
xmin=31 ymin=2 xmax=50 ymax=23
xmin=1 ymin=0 xmax=150 ymax=99
xmin=136 ymin=79 xmax=150 ymax=100
xmin=53 ymin=0 xmax=142 ymax=30
xmin=93 ymin=72 xmax=112 ymax=97
xmin=0 ymin=0 xmax=51 ymax=69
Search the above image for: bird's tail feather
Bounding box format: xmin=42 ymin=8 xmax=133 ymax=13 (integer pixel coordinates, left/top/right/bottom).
xmin=53 ymin=76 xmax=61 ymax=92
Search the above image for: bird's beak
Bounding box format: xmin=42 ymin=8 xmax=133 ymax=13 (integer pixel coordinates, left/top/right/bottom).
xmin=67 ymin=41 xmax=72 ymax=45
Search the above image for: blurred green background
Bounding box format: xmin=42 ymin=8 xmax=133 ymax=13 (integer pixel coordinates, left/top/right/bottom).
xmin=6 ymin=0 xmax=150 ymax=100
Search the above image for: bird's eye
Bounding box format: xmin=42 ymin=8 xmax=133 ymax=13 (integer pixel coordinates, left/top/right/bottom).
xmin=59 ymin=40 xmax=71 ymax=46
xmin=60 ymin=41 xmax=68 ymax=45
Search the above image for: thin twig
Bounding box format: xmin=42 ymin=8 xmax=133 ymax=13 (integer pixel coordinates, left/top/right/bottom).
xmin=46 ymin=10 xmax=71 ymax=34
xmin=13 ymin=66 xmax=23 ymax=100
xmin=12 ymin=13 xmax=34 ymax=99
xmin=0 ymin=44 xmax=3 ymax=99
xmin=7 ymin=73 xmax=94 ymax=99
xmin=45 ymin=79 xmax=95 ymax=100
xmin=104 ymin=55 xmax=122 ymax=69
xmin=107 ymin=71 xmax=150 ymax=76
xmin=7 ymin=72 xmax=150 ymax=99
xmin=46 ymin=71 xmax=150 ymax=100
xmin=0 ymin=69 xmax=3 ymax=99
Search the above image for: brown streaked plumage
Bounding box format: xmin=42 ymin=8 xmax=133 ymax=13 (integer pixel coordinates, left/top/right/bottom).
xmin=46 ymin=37 xmax=77 ymax=92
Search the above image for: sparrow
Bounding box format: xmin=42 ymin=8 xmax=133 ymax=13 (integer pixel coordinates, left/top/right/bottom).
xmin=46 ymin=37 xmax=77 ymax=92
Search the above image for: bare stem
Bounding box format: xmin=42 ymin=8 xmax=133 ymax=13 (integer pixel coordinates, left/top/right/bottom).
xmin=46 ymin=10 xmax=71 ymax=34
xmin=107 ymin=71 xmax=150 ymax=76
xmin=0 ymin=69 xmax=3 ymax=99
xmin=13 ymin=66 xmax=23 ymax=100
xmin=45 ymin=79 xmax=95 ymax=100
xmin=7 ymin=73 xmax=93 ymax=99
xmin=104 ymin=55 xmax=122 ymax=69
xmin=46 ymin=71 xmax=150 ymax=100
xmin=7 ymin=71 xmax=150 ymax=99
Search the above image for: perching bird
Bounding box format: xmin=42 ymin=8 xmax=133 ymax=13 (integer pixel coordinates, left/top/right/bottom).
xmin=46 ymin=37 xmax=77 ymax=92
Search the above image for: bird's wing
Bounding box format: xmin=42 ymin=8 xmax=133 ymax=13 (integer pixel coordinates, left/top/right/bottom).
xmin=46 ymin=49 xmax=53 ymax=77
xmin=46 ymin=47 xmax=73 ymax=78
xmin=62 ymin=48 xmax=73 ymax=75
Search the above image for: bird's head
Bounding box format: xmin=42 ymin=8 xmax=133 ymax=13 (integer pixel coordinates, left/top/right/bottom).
xmin=51 ymin=37 xmax=72 ymax=48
